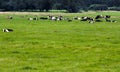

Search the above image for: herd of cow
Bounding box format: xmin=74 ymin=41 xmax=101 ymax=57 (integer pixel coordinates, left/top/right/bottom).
xmin=28 ymin=14 xmax=117 ymax=23
xmin=3 ymin=14 xmax=117 ymax=32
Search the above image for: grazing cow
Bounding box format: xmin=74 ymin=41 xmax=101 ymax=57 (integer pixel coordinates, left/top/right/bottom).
xmin=3 ymin=29 xmax=13 ymax=32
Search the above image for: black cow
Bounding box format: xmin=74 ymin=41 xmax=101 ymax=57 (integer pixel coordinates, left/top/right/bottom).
xmin=33 ymin=17 xmax=38 ymax=20
xmin=40 ymin=17 xmax=48 ymax=20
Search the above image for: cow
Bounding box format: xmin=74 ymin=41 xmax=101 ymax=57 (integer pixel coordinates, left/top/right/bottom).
xmin=105 ymin=18 xmax=117 ymax=23
xmin=7 ymin=16 xmax=13 ymax=19
xmin=57 ymin=16 xmax=63 ymax=21
xmin=88 ymin=17 xmax=95 ymax=23
xmin=67 ymin=19 xmax=72 ymax=22
xmin=95 ymin=15 xmax=104 ymax=19
xmin=3 ymin=29 xmax=13 ymax=32
xmin=33 ymin=17 xmax=38 ymax=20
xmin=28 ymin=17 xmax=38 ymax=20
xmin=81 ymin=16 xmax=95 ymax=23
xmin=63 ymin=18 xmax=72 ymax=22
xmin=73 ymin=16 xmax=81 ymax=20
xmin=104 ymin=15 xmax=111 ymax=19
xmin=95 ymin=19 xmax=103 ymax=22
xmin=81 ymin=17 xmax=89 ymax=21
xmin=40 ymin=17 xmax=48 ymax=20
xmin=28 ymin=18 xmax=33 ymax=20
xmin=48 ymin=16 xmax=57 ymax=21
xmin=94 ymin=15 xmax=105 ymax=22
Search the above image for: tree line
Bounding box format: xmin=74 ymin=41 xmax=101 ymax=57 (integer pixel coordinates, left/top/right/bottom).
xmin=0 ymin=0 xmax=120 ymax=12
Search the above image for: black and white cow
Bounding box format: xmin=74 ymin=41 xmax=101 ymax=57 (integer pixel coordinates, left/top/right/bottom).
xmin=57 ymin=16 xmax=63 ymax=21
xmin=7 ymin=16 xmax=13 ymax=19
xmin=95 ymin=15 xmax=104 ymax=19
xmin=81 ymin=16 xmax=95 ymax=23
xmin=104 ymin=15 xmax=111 ymax=19
xmin=105 ymin=18 xmax=117 ymax=23
xmin=28 ymin=17 xmax=38 ymax=20
xmin=48 ymin=15 xmax=63 ymax=21
xmin=48 ymin=16 xmax=57 ymax=21
xmin=73 ymin=16 xmax=81 ymax=20
xmin=81 ymin=17 xmax=89 ymax=21
xmin=3 ymin=29 xmax=13 ymax=32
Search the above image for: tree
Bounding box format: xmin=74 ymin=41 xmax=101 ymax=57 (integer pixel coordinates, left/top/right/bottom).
xmin=61 ymin=0 xmax=81 ymax=13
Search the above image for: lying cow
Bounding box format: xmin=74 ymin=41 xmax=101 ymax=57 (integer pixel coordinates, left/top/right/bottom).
xmin=28 ymin=18 xmax=33 ymax=20
xmin=105 ymin=18 xmax=117 ymax=23
xmin=95 ymin=15 xmax=104 ymax=19
xmin=40 ymin=17 xmax=48 ymax=20
xmin=57 ymin=16 xmax=63 ymax=21
xmin=104 ymin=15 xmax=111 ymax=19
xmin=28 ymin=17 xmax=38 ymax=20
xmin=48 ymin=15 xmax=63 ymax=21
xmin=48 ymin=16 xmax=57 ymax=21
xmin=73 ymin=16 xmax=81 ymax=20
xmin=7 ymin=16 xmax=13 ymax=19
xmin=81 ymin=17 xmax=89 ymax=21
xmin=3 ymin=29 xmax=13 ymax=32
xmin=33 ymin=17 xmax=38 ymax=20
xmin=81 ymin=16 xmax=95 ymax=23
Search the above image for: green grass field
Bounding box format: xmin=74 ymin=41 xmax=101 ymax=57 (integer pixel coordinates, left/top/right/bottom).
xmin=0 ymin=11 xmax=120 ymax=72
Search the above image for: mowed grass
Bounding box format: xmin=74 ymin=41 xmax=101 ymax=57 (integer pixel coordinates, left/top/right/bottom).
xmin=0 ymin=11 xmax=120 ymax=72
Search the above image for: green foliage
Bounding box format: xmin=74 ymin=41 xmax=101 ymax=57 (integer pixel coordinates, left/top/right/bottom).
xmin=89 ymin=4 xmax=108 ymax=10
xmin=108 ymin=7 xmax=120 ymax=11
xmin=52 ymin=3 xmax=63 ymax=10
xmin=0 ymin=0 xmax=120 ymax=13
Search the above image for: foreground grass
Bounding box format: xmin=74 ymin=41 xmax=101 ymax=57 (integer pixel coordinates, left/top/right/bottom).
xmin=0 ymin=11 xmax=120 ymax=72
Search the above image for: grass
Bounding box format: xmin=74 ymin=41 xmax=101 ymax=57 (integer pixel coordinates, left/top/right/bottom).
xmin=0 ymin=11 xmax=120 ymax=72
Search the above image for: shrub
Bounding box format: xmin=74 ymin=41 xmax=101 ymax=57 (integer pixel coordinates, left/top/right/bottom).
xmin=89 ymin=4 xmax=108 ymax=10
xmin=108 ymin=7 xmax=120 ymax=11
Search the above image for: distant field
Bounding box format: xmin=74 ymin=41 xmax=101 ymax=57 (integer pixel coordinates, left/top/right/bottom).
xmin=0 ymin=11 xmax=120 ymax=72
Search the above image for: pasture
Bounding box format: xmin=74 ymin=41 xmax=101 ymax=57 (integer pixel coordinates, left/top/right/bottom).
xmin=0 ymin=11 xmax=120 ymax=72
